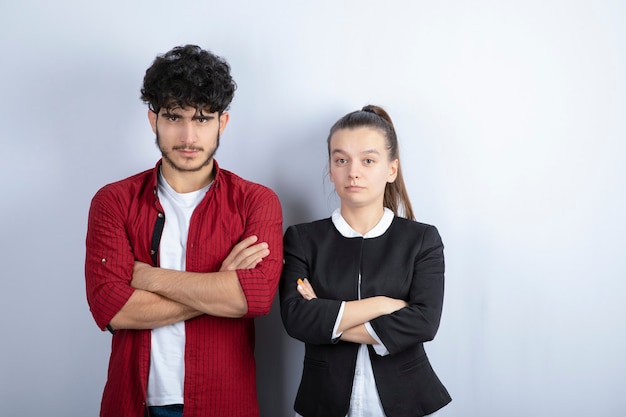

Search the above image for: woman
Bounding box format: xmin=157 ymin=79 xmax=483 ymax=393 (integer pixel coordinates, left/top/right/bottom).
xmin=279 ymin=105 xmax=451 ymax=417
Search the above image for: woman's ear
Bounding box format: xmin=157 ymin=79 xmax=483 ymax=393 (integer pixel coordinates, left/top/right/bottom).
xmin=387 ymin=158 xmax=399 ymax=183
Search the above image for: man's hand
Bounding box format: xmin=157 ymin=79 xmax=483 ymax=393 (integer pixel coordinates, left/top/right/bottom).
xmin=131 ymin=261 xmax=154 ymax=291
xmin=220 ymin=235 xmax=270 ymax=271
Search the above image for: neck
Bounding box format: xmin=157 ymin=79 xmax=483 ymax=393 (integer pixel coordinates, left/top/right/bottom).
xmin=161 ymin=159 xmax=215 ymax=193
xmin=339 ymin=204 xmax=385 ymax=235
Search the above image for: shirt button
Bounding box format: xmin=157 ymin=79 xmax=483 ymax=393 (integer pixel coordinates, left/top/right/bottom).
xmin=101 ymin=258 xmax=106 ymax=263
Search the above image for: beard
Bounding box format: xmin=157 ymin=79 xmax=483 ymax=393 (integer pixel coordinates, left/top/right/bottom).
xmin=155 ymin=128 xmax=220 ymax=173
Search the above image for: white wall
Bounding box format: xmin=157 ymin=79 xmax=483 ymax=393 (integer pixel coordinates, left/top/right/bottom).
xmin=1 ymin=1 xmax=625 ymax=416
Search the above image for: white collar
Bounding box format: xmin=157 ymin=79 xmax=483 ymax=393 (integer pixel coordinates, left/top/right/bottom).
xmin=331 ymin=208 xmax=394 ymax=239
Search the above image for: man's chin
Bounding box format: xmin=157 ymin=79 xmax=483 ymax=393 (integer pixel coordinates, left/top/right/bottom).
xmin=163 ymin=155 xmax=214 ymax=173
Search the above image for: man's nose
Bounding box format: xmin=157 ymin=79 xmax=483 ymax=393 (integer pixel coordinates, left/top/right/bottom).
xmin=179 ymin=122 xmax=196 ymax=144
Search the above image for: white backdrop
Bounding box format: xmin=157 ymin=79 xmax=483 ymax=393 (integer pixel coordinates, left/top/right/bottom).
xmin=1 ymin=1 xmax=625 ymax=416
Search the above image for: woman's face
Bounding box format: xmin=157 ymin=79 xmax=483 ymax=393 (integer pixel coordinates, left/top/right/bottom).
xmin=329 ymin=127 xmax=398 ymax=211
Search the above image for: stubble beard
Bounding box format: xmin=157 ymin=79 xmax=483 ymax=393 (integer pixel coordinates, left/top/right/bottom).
xmin=156 ymin=130 xmax=220 ymax=173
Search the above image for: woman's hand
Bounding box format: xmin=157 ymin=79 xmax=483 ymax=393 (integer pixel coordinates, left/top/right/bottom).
xmin=296 ymin=278 xmax=317 ymax=300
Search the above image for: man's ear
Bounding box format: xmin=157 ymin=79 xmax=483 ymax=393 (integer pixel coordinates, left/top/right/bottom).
xmin=148 ymin=109 xmax=157 ymax=134
xmin=218 ymin=111 xmax=230 ymax=135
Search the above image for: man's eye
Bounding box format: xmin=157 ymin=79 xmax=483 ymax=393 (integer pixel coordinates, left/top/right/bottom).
xmin=197 ymin=117 xmax=209 ymax=123
xmin=167 ymin=116 xmax=179 ymax=122
xmin=364 ymin=159 xmax=375 ymax=164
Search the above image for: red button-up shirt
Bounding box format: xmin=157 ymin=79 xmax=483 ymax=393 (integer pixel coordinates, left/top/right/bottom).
xmin=85 ymin=160 xmax=283 ymax=417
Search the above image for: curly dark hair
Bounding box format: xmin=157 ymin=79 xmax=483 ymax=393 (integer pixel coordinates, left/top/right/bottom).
xmin=141 ymin=44 xmax=237 ymax=114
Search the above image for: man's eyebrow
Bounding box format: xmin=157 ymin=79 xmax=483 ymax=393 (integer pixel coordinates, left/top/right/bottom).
xmin=161 ymin=109 xmax=180 ymax=116
xmin=192 ymin=112 xmax=216 ymax=120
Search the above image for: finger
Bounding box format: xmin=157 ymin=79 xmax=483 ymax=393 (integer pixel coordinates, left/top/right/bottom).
xmin=221 ymin=238 xmax=265 ymax=271
xmin=243 ymin=242 xmax=269 ymax=257
xmin=297 ymin=279 xmax=310 ymax=291
xmin=232 ymin=242 xmax=268 ymax=263
xmin=236 ymin=235 xmax=259 ymax=248
xmin=235 ymin=246 xmax=270 ymax=269
xmin=296 ymin=284 xmax=310 ymax=300
xmin=296 ymin=278 xmax=316 ymax=300
xmin=225 ymin=236 xmax=259 ymax=260
xmin=301 ymin=279 xmax=315 ymax=293
xmin=238 ymin=256 xmax=263 ymax=270
xmin=297 ymin=279 xmax=309 ymax=292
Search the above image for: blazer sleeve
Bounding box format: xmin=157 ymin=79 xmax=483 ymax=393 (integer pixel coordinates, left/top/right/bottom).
xmin=369 ymin=224 xmax=446 ymax=355
xmin=279 ymin=225 xmax=343 ymax=345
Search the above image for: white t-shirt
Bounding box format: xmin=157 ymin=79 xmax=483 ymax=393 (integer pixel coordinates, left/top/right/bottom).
xmin=146 ymin=173 xmax=210 ymax=406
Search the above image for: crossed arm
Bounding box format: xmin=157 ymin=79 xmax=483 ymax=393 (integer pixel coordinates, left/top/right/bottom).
xmin=295 ymin=278 xmax=407 ymax=344
xmin=108 ymin=236 xmax=269 ymax=330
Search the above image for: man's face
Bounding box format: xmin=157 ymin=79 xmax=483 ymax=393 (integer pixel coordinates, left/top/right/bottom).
xmin=148 ymin=106 xmax=229 ymax=173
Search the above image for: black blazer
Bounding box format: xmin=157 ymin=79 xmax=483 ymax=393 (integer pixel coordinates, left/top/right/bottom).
xmin=279 ymin=216 xmax=451 ymax=417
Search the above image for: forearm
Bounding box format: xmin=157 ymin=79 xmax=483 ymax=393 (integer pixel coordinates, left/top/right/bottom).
xmin=337 ymin=296 xmax=394 ymax=332
xmin=338 ymin=296 xmax=405 ymax=333
xmin=339 ymin=324 xmax=378 ymax=344
xmin=109 ymin=289 xmax=202 ymax=330
xmin=140 ymin=268 xmax=248 ymax=318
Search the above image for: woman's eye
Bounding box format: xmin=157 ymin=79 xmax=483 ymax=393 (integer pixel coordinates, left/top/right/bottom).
xmin=364 ymin=159 xmax=375 ymax=164
xmin=336 ymin=158 xmax=347 ymax=164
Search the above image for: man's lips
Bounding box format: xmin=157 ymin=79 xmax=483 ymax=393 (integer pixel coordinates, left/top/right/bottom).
xmin=175 ymin=147 xmax=202 ymax=156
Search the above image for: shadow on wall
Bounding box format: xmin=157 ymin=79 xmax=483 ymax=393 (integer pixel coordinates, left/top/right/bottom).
xmin=253 ymin=116 xmax=332 ymax=417
xmin=254 ymin=185 xmax=319 ymax=417
xmin=255 ymin=299 xmax=303 ymax=417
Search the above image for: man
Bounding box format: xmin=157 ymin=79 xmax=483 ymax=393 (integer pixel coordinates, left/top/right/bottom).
xmin=85 ymin=45 xmax=283 ymax=417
